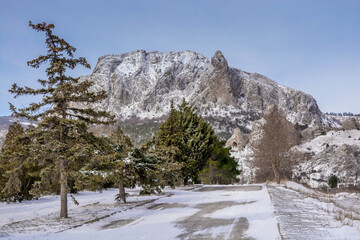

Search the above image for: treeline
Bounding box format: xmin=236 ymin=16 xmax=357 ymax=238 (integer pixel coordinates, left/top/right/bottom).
xmin=326 ymin=112 xmax=360 ymax=117
xmin=0 ymin=101 xmax=239 ymax=207
xmin=0 ymin=22 xmax=239 ymax=218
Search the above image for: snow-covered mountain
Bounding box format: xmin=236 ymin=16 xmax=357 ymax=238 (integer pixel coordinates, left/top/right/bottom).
xmin=229 ymin=126 xmax=360 ymax=188
xmin=292 ymin=130 xmax=360 ymax=188
xmin=82 ymin=50 xmax=331 ymax=145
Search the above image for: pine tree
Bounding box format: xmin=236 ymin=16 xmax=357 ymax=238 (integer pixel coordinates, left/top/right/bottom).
xmin=8 ymin=22 xmax=114 ymax=217
xmin=129 ymin=148 xmax=163 ymax=195
xmin=2 ymin=122 xmax=24 ymax=149
xmin=109 ymin=126 xmax=133 ymax=203
xmin=199 ymin=140 xmax=240 ymax=184
xmin=110 ymin=126 xmax=133 ymax=156
xmin=84 ymin=127 xmax=178 ymax=203
xmin=157 ymin=100 xmax=179 ymax=146
xmin=146 ymin=144 xmax=183 ymax=188
xmin=157 ymin=99 xmax=217 ymax=185
xmin=0 ymin=122 xmax=39 ymax=201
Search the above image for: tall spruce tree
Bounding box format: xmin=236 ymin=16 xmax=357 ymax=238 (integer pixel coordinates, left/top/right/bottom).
xmin=8 ymin=22 xmax=114 ymax=217
xmin=157 ymin=99 xmax=217 ymax=185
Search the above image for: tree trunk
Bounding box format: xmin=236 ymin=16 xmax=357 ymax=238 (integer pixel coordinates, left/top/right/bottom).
xmin=272 ymin=159 xmax=281 ymax=184
xmin=60 ymin=159 xmax=68 ymax=218
xmin=119 ymin=180 xmax=126 ymax=203
xmin=184 ymin=177 xmax=189 ymax=186
xmin=59 ymin=104 xmax=68 ymax=218
xmin=274 ymin=170 xmax=281 ymax=184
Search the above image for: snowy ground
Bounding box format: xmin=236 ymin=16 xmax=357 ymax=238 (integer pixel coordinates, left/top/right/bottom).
xmin=1 ymin=183 xmax=359 ymax=240
xmin=268 ymin=181 xmax=360 ymax=240
xmin=0 ymin=188 xmax=162 ymax=238
xmin=0 ymin=185 xmax=279 ymax=240
xmin=292 ymin=129 xmax=360 ymax=188
xmin=295 ymin=130 xmax=360 ymax=155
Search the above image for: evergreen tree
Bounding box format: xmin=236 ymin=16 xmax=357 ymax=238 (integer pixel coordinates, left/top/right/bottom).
xmin=157 ymin=99 xmax=217 ymax=185
xmin=113 ymin=140 xmax=181 ymax=199
xmin=0 ymin=123 xmax=39 ymax=201
xmin=0 ymin=123 xmax=108 ymax=202
xmin=130 ymin=148 xmax=163 ymax=195
xmin=81 ymin=127 xmax=180 ymax=203
xmin=109 ymin=126 xmax=133 ymax=203
xmin=8 ymin=22 xmax=114 ymax=217
xmin=157 ymin=100 xmax=179 ymax=146
xmin=145 ymin=143 xmax=183 ymax=188
xmin=199 ymin=140 xmax=240 ymax=184
xmin=2 ymin=122 xmax=24 ymax=149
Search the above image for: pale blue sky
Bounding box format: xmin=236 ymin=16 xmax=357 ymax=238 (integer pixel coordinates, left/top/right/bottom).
xmin=1 ymin=0 xmax=359 ymax=116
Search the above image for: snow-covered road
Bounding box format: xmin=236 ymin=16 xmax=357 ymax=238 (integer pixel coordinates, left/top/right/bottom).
xmin=0 ymin=185 xmax=280 ymax=240
xmin=268 ymin=182 xmax=360 ymax=240
xmin=2 ymin=183 xmax=360 ymax=239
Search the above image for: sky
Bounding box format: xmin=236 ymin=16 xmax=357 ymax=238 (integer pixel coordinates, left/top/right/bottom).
xmin=0 ymin=0 xmax=359 ymax=116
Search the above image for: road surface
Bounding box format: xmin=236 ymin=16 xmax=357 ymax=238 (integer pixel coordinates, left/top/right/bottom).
xmin=1 ymin=185 xmax=280 ymax=240
xmin=57 ymin=185 xmax=279 ymax=240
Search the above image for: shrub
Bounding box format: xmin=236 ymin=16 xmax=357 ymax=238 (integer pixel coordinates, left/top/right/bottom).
xmin=328 ymin=174 xmax=339 ymax=188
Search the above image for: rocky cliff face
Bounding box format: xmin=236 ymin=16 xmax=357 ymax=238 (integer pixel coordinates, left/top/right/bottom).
xmin=82 ymin=50 xmax=331 ymax=145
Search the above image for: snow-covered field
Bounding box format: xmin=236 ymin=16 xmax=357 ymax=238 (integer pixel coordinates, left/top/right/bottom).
xmin=1 ymin=182 xmax=359 ymax=240
xmin=295 ymin=130 xmax=360 ymax=155
xmin=1 ymin=185 xmax=279 ymax=240
xmin=0 ymin=188 xmax=162 ymax=238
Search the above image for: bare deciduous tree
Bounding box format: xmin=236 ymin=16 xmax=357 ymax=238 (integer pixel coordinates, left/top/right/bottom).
xmin=252 ymin=106 xmax=299 ymax=183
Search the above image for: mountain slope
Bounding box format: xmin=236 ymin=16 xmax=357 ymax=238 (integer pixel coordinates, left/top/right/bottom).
xmin=80 ymin=50 xmax=331 ymax=145
xmin=292 ymin=129 xmax=360 ymax=188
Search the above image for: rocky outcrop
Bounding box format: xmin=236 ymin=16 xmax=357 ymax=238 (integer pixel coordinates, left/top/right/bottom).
xmin=81 ymin=50 xmax=333 ymax=145
xmin=301 ymin=128 xmax=315 ymax=140
xmin=292 ymin=130 xmax=360 ymax=188
xmin=342 ymin=118 xmax=360 ymax=130
xmin=300 ymin=126 xmax=328 ymax=140
xmin=198 ymin=50 xmax=235 ymax=106
xmin=225 ymin=128 xmax=249 ymax=150
xmin=293 ymin=144 xmax=360 ymax=189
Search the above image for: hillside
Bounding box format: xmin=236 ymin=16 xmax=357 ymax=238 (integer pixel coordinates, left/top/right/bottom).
xmin=231 ymin=128 xmax=360 ymax=188
xmin=80 ymin=50 xmax=332 ymax=145
xmin=292 ymin=129 xmax=360 ymax=188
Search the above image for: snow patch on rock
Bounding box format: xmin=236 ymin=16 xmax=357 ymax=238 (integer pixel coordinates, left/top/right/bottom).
xmin=292 ymin=130 xmax=360 ymax=188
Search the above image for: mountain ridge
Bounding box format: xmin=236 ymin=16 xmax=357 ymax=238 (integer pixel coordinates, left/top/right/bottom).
xmin=80 ymin=49 xmax=333 ymax=145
